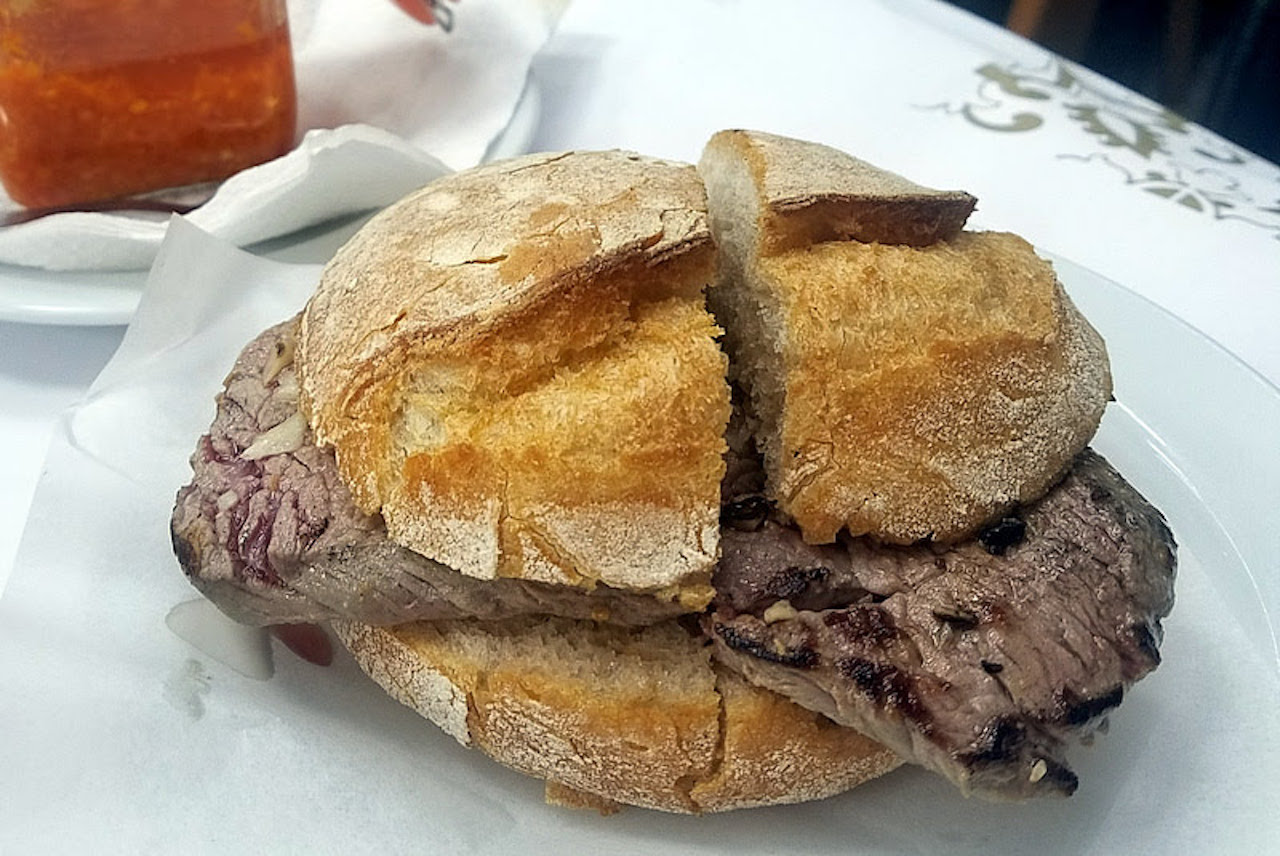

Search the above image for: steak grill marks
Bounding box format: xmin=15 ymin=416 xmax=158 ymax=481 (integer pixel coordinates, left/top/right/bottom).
xmin=709 ymin=447 xmax=1176 ymax=799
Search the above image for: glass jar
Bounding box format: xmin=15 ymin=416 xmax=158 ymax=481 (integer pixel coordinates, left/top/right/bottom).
xmin=0 ymin=0 xmax=297 ymax=208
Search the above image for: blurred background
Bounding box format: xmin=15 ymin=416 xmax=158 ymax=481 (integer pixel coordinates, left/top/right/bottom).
xmin=947 ymin=0 xmax=1280 ymax=163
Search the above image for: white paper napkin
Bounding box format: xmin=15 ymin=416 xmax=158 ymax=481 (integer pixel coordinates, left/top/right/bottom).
xmin=0 ymin=0 xmax=557 ymax=272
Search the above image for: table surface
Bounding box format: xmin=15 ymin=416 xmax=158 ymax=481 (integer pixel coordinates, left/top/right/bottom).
xmin=2 ymin=0 xmax=1278 ymax=595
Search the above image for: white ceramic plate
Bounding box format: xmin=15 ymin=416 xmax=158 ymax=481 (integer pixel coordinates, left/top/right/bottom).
xmin=0 ymin=78 xmax=543 ymax=327
xmin=0 ymin=242 xmax=1276 ymax=852
xmin=0 ymin=264 xmax=145 ymax=327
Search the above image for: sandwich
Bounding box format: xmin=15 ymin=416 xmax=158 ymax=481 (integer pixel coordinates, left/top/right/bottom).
xmin=171 ymin=131 xmax=1176 ymax=813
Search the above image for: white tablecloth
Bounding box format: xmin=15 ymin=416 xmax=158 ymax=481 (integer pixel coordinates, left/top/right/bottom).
xmin=528 ymin=0 xmax=1280 ymax=386
xmin=0 ymin=3 xmax=1277 ymax=848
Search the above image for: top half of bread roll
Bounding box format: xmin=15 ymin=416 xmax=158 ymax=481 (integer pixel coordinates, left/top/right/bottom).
xmin=699 ymin=129 xmax=1112 ymax=545
xmin=297 ymin=151 xmax=730 ymax=608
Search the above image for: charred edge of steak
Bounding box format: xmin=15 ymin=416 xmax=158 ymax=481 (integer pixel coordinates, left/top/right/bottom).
xmin=836 ymin=657 xmax=931 ymax=729
xmin=1130 ymin=621 xmax=1163 ymax=666
xmin=962 ymin=715 xmax=1026 ymax=765
xmin=1054 ymin=685 xmax=1124 ymax=727
xmin=766 ymin=565 xmax=831 ymax=601
xmin=713 ymin=621 xmax=819 ymax=668
xmin=823 ymin=605 xmax=901 ymax=648
xmin=825 ymin=607 xmax=932 ymax=730
xmin=712 ymin=520 xmax=877 ymax=618
xmin=977 ymin=515 xmax=1027 ymax=555
xmin=959 ymin=717 xmax=1079 ymax=795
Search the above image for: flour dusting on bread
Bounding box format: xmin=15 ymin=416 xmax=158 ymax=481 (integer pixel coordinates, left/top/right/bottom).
xmin=699 ymin=129 xmax=1111 ymax=543
xmin=298 ymin=151 xmax=730 ymax=604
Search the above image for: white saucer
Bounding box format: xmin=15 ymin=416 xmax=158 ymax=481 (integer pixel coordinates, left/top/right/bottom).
xmin=0 ymin=266 xmax=145 ymax=327
xmin=0 ymin=77 xmax=544 ymax=327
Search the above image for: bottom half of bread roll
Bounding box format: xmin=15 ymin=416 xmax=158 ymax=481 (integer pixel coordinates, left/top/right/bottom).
xmin=334 ymin=615 xmax=902 ymax=814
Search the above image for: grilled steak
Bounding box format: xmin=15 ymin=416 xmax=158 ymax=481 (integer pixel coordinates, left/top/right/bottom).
xmin=708 ymin=449 xmax=1176 ymax=799
xmin=170 ymin=317 xmax=688 ymax=627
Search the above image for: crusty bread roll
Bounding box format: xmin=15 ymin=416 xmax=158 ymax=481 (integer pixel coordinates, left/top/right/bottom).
xmin=699 ymin=130 xmax=1112 ymax=544
xmin=277 ymin=135 xmax=1115 ymax=813
xmin=297 ymin=151 xmax=730 ymax=608
xmin=334 ymin=615 xmax=901 ymax=813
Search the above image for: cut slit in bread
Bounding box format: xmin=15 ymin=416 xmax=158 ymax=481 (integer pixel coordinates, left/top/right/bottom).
xmin=299 ymin=151 xmax=732 ymax=607
xmin=698 ymin=129 xmax=1112 ymax=544
xmin=334 ymin=616 xmax=902 ymax=814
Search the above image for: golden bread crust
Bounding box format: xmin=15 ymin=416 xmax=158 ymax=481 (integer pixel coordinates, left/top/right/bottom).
xmin=705 ymin=129 xmax=976 ymax=253
xmin=699 ymin=131 xmax=1112 ymax=544
xmin=766 ymin=233 xmax=1111 ymax=543
xmin=298 ymin=151 xmax=729 ymax=603
xmin=333 ymin=617 xmax=900 ymax=814
xmin=690 ymin=666 xmax=903 ymax=811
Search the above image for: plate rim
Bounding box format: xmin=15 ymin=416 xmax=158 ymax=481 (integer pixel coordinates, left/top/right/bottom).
xmin=0 ymin=79 xmax=544 ymax=328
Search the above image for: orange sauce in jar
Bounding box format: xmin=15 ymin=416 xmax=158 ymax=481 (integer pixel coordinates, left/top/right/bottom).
xmin=0 ymin=0 xmax=297 ymax=208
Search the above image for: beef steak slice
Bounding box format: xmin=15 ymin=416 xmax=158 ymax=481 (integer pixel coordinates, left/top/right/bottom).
xmin=708 ymin=449 xmax=1176 ymax=799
